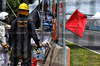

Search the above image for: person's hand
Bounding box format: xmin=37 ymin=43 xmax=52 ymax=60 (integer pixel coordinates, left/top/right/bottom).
xmin=2 ymin=43 xmax=7 ymax=48
xmin=36 ymin=49 xmax=40 ymax=54
xmin=36 ymin=43 xmax=42 ymax=54
xmin=36 ymin=43 xmax=42 ymax=49
xmin=10 ymin=46 xmax=12 ymax=51
xmin=2 ymin=43 xmax=9 ymax=53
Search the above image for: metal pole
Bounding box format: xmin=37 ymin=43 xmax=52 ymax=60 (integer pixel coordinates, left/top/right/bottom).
xmin=40 ymin=0 xmax=44 ymax=43
xmin=57 ymin=0 xmax=60 ymax=36
xmin=49 ymin=0 xmax=50 ymax=10
xmin=2 ymin=0 xmax=6 ymax=11
xmin=57 ymin=0 xmax=62 ymax=45
xmin=62 ymin=0 xmax=66 ymax=66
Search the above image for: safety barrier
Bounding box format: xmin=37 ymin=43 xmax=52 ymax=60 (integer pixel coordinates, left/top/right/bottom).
xmin=43 ymin=41 xmax=70 ymax=66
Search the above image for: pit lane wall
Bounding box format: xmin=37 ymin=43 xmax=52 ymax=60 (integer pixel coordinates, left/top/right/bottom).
xmin=43 ymin=41 xmax=70 ymax=66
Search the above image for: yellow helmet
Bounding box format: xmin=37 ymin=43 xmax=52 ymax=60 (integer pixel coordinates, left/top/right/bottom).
xmin=18 ymin=3 xmax=29 ymax=16
xmin=18 ymin=3 xmax=29 ymax=10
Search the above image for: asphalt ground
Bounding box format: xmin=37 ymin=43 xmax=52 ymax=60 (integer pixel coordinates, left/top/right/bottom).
xmin=61 ymin=30 xmax=100 ymax=54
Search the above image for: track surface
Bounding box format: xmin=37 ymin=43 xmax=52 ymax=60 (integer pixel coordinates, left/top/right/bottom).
xmin=62 ymin=30 xmax=100 ymax=53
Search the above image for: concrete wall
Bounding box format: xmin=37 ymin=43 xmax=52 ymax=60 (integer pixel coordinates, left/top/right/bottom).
xmin=50 ymin=45 xmax=70 ymax=66
xmin=43 ymin=42 xmax=70 ymax=66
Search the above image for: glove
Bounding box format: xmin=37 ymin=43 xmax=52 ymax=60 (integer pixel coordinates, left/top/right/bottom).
xmin=36 ymin=49 xmax=40 ymax=54
xmin=36 ymin=43 xmax=42 ymax=49
xmin=2 ymin=43 xmax=9 ymax=53
xmin=36 ymin=43 xmax=42 ymax=54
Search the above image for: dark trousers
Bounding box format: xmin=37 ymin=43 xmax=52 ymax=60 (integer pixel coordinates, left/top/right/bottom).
xmin=10 ymin=44 xmax=31 ymax=66
xmin=10 ymin=52 xmax=31 ymax=66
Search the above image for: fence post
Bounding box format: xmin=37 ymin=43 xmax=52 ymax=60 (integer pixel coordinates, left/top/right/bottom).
xmin=62 ymin=0 xmax=66 ymax=66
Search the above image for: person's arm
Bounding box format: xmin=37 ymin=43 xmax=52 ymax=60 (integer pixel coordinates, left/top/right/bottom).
xmin=0 ymin=25 xmax=8 ymax=52
xmin=29 ymin=20 xmax=40 ymax=47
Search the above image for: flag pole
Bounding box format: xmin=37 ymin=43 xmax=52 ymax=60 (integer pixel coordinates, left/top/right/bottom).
xmin=40 ymin=0 xmax=44 ymax=43
xmin=62 ymin=0 xmax=66 ymax=66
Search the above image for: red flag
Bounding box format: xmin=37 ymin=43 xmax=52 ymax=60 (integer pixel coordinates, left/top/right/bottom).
xmin=65 ymin=9 xmax=87 ymax=37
